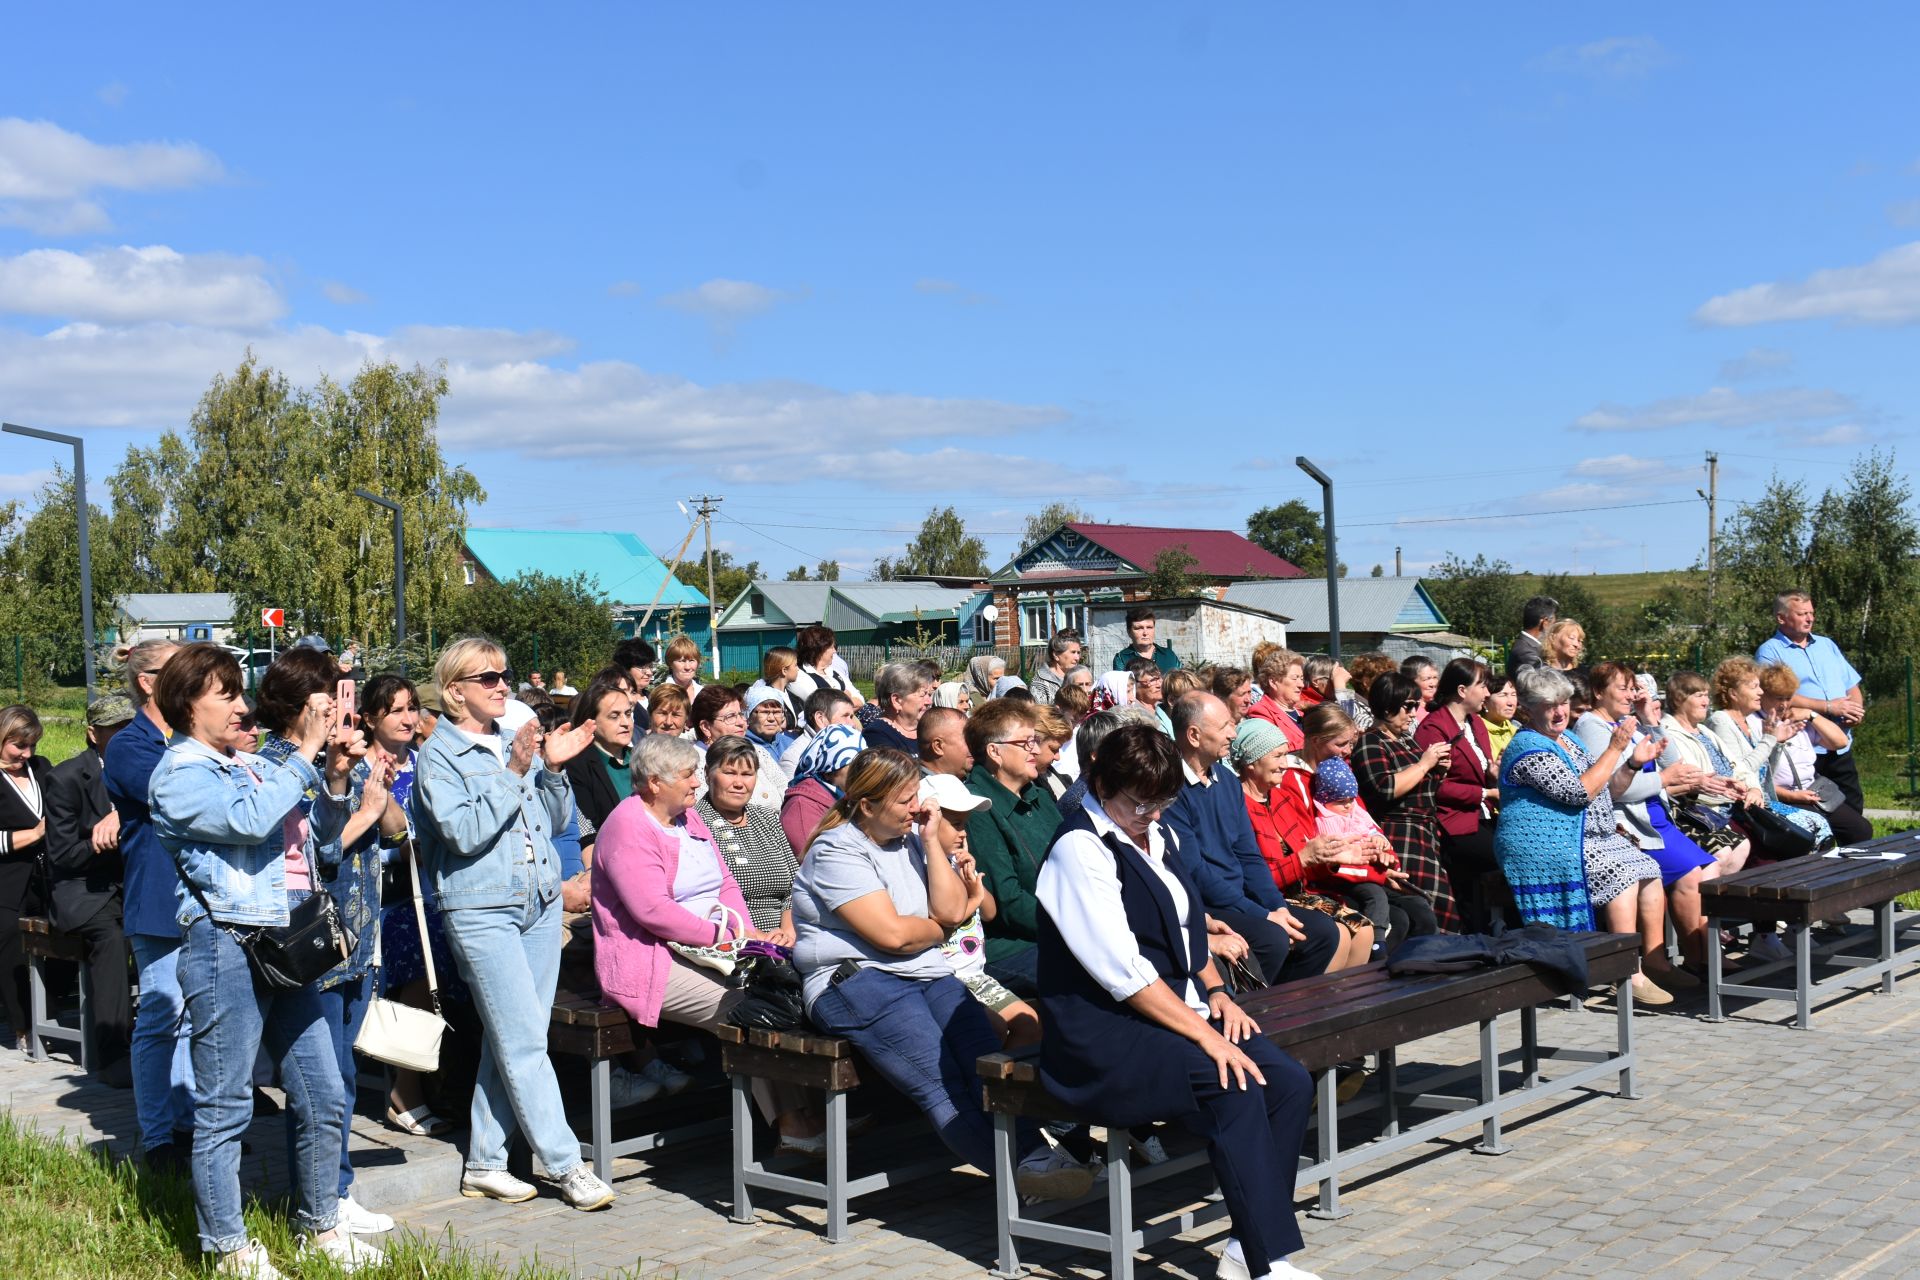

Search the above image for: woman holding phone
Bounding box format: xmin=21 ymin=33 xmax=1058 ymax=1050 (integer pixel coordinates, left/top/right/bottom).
xmin=1410 ymin=659 xmax=1501 ymax=932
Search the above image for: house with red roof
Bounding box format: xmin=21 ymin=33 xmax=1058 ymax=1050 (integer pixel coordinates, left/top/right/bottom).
xmin=971 ymin=521 xmax=1303 ymax=651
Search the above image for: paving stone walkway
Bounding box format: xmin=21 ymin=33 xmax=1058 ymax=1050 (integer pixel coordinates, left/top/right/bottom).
xmin=7 ymin=945 xmax=1920 ymax=1279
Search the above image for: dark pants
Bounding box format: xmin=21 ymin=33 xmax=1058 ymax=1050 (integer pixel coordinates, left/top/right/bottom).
xmin=0 ymin=854 xmax=40 ymax=1041
xmin=1816 ymin=751 xmax=1864 ymax=815
xmin=1176 ymin=1032 xmax=1311 ymax=1268
xmin=66 ymin=894 xmax=133 ymax=1066
xmin=1439 ymin=826 xmax=1501 ymax=933
xmin=1215 ymin=904 xmax=1341 ymax=988
xmin=1387 ymin=891 xmax=1440 ymax=949
xmin=1825 ymin=802 xmax=1874 ymax=847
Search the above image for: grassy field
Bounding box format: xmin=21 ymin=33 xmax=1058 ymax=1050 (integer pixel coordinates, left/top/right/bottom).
xmin=0 ymin=1115 xmax=644 ymax=1278
xmin=1516 ymin=568 xmax=1704 ymax=611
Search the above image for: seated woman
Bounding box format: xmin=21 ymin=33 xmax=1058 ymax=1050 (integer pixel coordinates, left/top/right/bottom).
xmin=648 ymin=683 xmax=692 ymax=739
xmin=691 ymin=686 xmax=785 ymax=808
xmin=1352 ymin=673 xmax=1463 ymax=932
xmin=965 ymin=654 xmax=1007 ymax=705
xmin=1704 ymin=659 xmax=1838 ymax=849
xmin=694 ymin=737 xmax=799 ymax=942
xmin=933 ymin=681 xmax=973 ymax=715
xmin=563 ymin=675 xmax=637 ymax=852
xmin=1480 ymin=672 xmax=1519 ymax=765
xmin=1572 ymin=662 xmax=1713 ymax=980
xmin=791 ymin=747 xmax=1092 ymax=1201
xmin=744 ymin=687 xmax=799 ymax=763
xmin=1494 ymin=667 xmax=1675 ymax=1006
xmin=593 ymin=733 xmax=821 ymax=1148
xmin=1656 ymin=672 xmax=1762 ymax=874
xmin=1037 ymin=724 xmax=1321 ymax=1280
xmin=781 ymin=725 xmax=863 ymax=858
xmin=1756 ymin=662 xmax=1874 ymax=846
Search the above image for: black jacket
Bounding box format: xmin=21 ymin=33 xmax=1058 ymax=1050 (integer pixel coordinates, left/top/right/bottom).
xmin=563 ymin=745 xmax=627 ymax=841
xmin=1387 ymin=921 xmax=1590 ymax=992
xmin=43 ymin=747 xmax=123 ymax=930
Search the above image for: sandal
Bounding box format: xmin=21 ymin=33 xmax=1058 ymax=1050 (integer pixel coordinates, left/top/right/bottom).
xmin=385 ymin=1104 xmax=452 ymax=1137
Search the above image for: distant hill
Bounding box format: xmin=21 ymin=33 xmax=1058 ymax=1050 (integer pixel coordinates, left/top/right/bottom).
xmin=1514 ymin=569 xmax=1705 ymax=612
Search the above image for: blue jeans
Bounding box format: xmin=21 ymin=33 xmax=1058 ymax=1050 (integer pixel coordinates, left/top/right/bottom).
xmin=807 ymin=969 xmax=1036 ymax=1171
xmin=129 ymin=933 xmax=196 ymax=1152
xmin=180 ymin=916 xmax=343 ymax=1254
xmin=442 ymin=891 xmax=577 ymax=1178
xmin=286 ymin=973 xmax=372 ymax=1199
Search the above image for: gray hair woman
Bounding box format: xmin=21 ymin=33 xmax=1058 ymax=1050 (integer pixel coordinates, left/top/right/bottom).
xmin=866 ymin=661 xmax=935 ymax=755
xmin=1493 ymin=666 xmax=1674 ymax=1007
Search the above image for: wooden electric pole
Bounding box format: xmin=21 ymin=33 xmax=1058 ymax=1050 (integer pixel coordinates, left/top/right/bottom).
xmin=1698 ymin=452 xmax=1718 ymax=625
xmin=693 ymin=495 xmax=723 ymax=676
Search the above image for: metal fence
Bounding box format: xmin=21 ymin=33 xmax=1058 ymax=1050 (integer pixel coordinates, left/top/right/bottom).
xmin=838 ymin=643 xmax=1039 ymax=683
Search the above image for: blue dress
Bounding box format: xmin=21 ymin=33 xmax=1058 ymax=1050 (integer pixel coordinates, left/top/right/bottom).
xmin=1494 ymin=729 xmax=1595 ymax=931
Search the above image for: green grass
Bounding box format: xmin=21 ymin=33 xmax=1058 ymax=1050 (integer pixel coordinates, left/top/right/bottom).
xmin=1516 ymin=569 xmax=1704 ymax=612
xmin=0 ymin=1115 xmax=652 ymax=1278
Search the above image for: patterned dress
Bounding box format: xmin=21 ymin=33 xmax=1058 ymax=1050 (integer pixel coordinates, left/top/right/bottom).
xmin=1493 ymin=730 xmax=1593 ymax=930
xmin=1503 ymin=731 xmax=1662 ymax=912
xmin=1352 ymin=725 xmax=1458 ymax=930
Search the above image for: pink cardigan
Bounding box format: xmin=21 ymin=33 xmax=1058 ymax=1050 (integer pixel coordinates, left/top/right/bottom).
xmin=591 ymin=797 xmax=751 ymax=1027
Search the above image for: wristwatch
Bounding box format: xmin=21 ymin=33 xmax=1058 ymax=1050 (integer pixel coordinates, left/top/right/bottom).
xmin=1205 ymin=983 xmax=1231 ymax=1001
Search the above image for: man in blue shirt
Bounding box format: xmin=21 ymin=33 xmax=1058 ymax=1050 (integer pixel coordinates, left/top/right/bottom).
xmin=102 ymin=639 xmax=194 ymax=1170
xmin=1162 ymin=692 xmax=1339 ymax=986
xmin=1755 ymin=590 xmax=1866 ymax=813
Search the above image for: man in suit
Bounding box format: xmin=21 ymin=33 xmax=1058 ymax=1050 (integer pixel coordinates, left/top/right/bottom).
xmin=44 ymin=694 xmax=137 ymax=1085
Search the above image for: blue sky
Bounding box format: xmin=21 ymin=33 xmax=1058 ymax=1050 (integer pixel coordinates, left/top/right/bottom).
xmin=3 ymin=4 xmax=1917 ymax=583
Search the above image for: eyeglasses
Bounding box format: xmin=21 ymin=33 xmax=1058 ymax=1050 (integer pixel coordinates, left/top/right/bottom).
xmin=714 ymin=709 xmax=748 ymax=724
xmin=994 ymin=737 xmax=1042 ymax=753
xmin=1114 ymin=791 xmax=1175 ymax=816
xmin=456 ymin=670 xmax=508 ymax=688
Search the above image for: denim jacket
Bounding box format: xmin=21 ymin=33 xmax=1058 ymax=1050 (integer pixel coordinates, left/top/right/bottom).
xmin=411 ymin=717 xmax=572 ymax=911
xmin=150 ymin=736 xmax=347 ymax=929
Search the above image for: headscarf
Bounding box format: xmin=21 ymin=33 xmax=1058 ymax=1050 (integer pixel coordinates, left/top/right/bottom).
xmin=1312 ymin=756 xmax=1361 ymax=804
xmin=933 ymin=681 xmax=969 ymax=710
xmin=967 ymin=655 xmax=1005 ymax=701
xmin=793 ymin=724 xmax=864 ymax=791
xmin=1229 ymin=717 xmax=1287 ymax=771
xmin=1092 ymin=672 xmax=1133 ymax=713
xmin=992 ymin=674 xmax=1028 ymax=698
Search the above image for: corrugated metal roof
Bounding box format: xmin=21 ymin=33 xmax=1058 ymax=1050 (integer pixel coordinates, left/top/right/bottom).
xmin=718 ymin=580 xmax=975 ymax=631
xmin=1064 ymin=523 xmax=1302 ymax=579
xmin=463 ymin=529 xmax=707 ymax=608
xmin=115 ymin=592 xmax=235 ymax=625
xmin=1221 ymin=577 xmax=1447 ymax=633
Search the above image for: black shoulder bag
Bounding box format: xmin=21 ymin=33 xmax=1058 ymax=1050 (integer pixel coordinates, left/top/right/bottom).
xmin=179 ymin=870 xmax=357 ymax=992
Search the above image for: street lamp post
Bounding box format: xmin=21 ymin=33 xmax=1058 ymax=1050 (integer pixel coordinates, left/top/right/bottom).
xmin=1295 ymin=456 xmax=1341 ymax=663
xmin=4 ymin=423 xmax=96 ymax=698
xmin=353 ymin=489 xmax=406 ymax=673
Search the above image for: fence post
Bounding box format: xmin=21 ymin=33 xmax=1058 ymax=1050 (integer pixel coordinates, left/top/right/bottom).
xmin=13 ymin=635 xmax=21 ymax=698
xmin=1907 ymin=656 xmax=1916 ymax=801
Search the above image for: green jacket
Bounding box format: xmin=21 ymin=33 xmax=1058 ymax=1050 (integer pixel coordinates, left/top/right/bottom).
xmin=1112 ymin=642 xmax=1181 ymax=672
xmin=963 ymin=764 xmax=1064 ymax=963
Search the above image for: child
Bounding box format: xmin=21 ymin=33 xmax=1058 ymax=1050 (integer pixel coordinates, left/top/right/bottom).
xmin=1307 ymin=756 xmax=1402 ymax=943
xmin=918 ymin=773 xmax=1041 ymax=1050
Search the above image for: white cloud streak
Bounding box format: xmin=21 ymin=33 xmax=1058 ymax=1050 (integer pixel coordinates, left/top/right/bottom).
xmin=0 ymin=118 xmax=222 ymax=235
xmin=1573 ymin=385 xmax=1859 ymax=432
xmin=659 ymin=278 xmax=794 ymax=319
xmin=1535 ymin=36 xmax=1672 ymax=80
xmin=320 ymin=280 xmax=369 ymax=305
xmin=0 ymin=245 xmax=284 ymax=327
xmin=1696 ymin=241 xmax=1920 ymax=326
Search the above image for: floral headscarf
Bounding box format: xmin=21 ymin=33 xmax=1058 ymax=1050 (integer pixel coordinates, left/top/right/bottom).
xmin=793 ymin=724 xmax=865 ymax=791
xmin=1312 ymin=756 xmax=1361 ymax=804
xmin=1091 ymin=672 xmax=1133 ymax=713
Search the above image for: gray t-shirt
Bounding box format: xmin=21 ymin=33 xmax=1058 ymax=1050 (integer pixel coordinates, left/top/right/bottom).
xmin=792 ymin=821 xmax=950 ymax=1009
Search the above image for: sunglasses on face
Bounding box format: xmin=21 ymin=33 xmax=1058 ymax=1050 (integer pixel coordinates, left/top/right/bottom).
xmin=457 ymin=670 xmax=508 ymax=688
xmin=1400 ymin=700 xmax=1421 ymax=711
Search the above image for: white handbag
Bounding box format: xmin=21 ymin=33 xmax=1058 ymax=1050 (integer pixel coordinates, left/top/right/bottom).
xmin=354 ymin=839 xmax=448 ymax=1073
xmin=666 ymin=904 xmax=749 ymax=977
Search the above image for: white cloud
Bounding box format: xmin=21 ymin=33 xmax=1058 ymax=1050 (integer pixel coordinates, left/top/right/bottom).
xmin=1573 ymin=385 xmax=1859 ymax=432
xmin=0 ymin=469 xmax=57 ymax=502
xmin=1696 ymin=241 xmax=1920 ymax=326
xmin=1717 ymin=346 xmax=1793 ymax=381
xmin=1569 ymin=454 xmax=1701 ymax=485
xmin=659 ymin=278 xmax=794 ymax=319
xmin=320 ymin=280 xmax=369 ymax=305
xmin=0 ymin=117 xmax=222 ymax=234
xmin=0 ymin=245 xmax=283 ymax=327
xmin=606 ymin=280 xmax=644 ymax=298
xmin=1520 ymin=482 xmax=1635 ymax=508
xmin=97 ymin=82 xmax=129 ymax=108
xmin=1796 ymin=424 xmax=1867 ymax=447
xmin=720 ymin=446 xmax=1124 ymax=498
xmin=1535 ymin=35 xmax=1672 ymax=80
xmin=914 ymin=277 xmax=992 ymax=306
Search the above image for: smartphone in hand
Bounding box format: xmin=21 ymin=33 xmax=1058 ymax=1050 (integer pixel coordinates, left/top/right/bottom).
xmin=335 ymin=678 xmax=357 ymax=731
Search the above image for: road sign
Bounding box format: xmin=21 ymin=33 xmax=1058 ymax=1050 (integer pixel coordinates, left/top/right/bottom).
xmin=261 ymin=607 xmax=284 ymax=628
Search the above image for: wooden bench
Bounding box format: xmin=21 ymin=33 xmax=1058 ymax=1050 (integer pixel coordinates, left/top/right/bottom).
xmin=977 ymin=932 xmax=1642 ymax=1280
xmin=20 ymin=916 xmax=92 ymax=1070
xmin=547 ymin=992 xmax=727 ymax=1181
xmin=716 ymin=1023 xmax=955 ymax=1243
xmin=1702 ymin=834 xmax=1920 ymax=1030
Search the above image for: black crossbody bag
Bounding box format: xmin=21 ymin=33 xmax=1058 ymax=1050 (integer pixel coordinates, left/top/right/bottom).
xmin=180 ymin=871 xmax=357 ymax=992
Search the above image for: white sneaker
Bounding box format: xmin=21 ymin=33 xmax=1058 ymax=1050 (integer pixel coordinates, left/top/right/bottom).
xmin=336 ymin=1193 xmax=393 ymax=1235
xmin=549 ymin=1164 xmax=616 ymax=1211
xmin=639 ymin=1057 xmax=693 ymax=1096
xmin=1749 ymin=932 xmax=1792 ymax=963
xmin=608 ymin=1063 xmax=662 ymax=1108
xmin=1217 ymin=1238 xmax=1253 ymax=1280
xmin=1015 ymin=1144 xmax=1096 ymax=1202
xmin=460 ymin=1167 xmax=538 ymax=1203
xmin=299 ymin=1231 xmax=384 ymax=1273
xmin=215 ymin=1241 xmax=286 ymax=1280
xmin=1137 ymin=1134 xmax=1170 ymax=1165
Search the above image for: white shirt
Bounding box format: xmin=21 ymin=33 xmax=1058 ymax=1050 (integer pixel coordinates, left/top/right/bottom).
xmin=777 ymin=730 xmax=813 ymax=780
xmin=1036 ymin=795 xmax=1209 ymax=1017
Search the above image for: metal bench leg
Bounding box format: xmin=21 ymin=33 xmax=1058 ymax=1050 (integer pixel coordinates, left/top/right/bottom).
xmin=990 ymin=1112 xmax=1021 ymax=1278
xmin=25 ymin=951 xmax=47 ymax=1062
xmin=1705 ymin=916 xmax=1724 ymax=1022
xmin=1520 ymin=1004 xmax=1540 ymax=1088
xmin=1616 ymin=976 xmax=1640 ymax=1100
xmin=77 ymin=960 xmax=92 ymax=1073
xmin=729 ymin=1074 xmax=754 ymax=1225
xmin=1106 ymin=1129 xmax=1135 ymax=1280
xmin=1793 ymin=923 xmax=1813 ymax=1030
xmin=1474 ymin=1018 xmax=1508 ymax=1155
xmin=1307 ymin=1068 xmax=1348 ymax=1219
xmin=1879 ymin=901 xmax=1898 ymax=995
xmin=824 ymin=1087 xmax=849 ymax=1243
xmin=1380 ymin=1047 xmax=1399 ymax=1138
xmin=589 ymin=1057 xmax=613 ymax=1182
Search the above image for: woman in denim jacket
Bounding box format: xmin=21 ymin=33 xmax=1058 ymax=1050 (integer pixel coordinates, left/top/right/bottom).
xmin=253 ymin=647 xmax=410 ymax=1238
xmin=410 ymin=637 xmax=613 ymax=1211
xmin=149 ymin=643 xmax=380 ymax=1277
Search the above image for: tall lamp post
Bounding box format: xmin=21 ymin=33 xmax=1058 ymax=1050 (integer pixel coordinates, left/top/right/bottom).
xmin=1295 ymin=456 xmax=1341 ymax=662
xmin=353 ymin=489 xmax=406 ymax=673
xmin=4 ymin=423 xmax=96 ymax=698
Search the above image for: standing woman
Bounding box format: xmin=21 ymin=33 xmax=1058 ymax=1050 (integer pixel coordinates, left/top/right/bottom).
xmin=148 ymin=644 xmax=382 ymax=1273
xmin=1036 ymin=725 xmax=1321 ymax=1280
xmin=788 ymin=626 xmax=856 ymax=706
xmin=1351 ymin=673 xmax=1462 ymax=931
xmin=747 ymin=646 xmax=806 ymax=725
xmin=1400 ymin=656 xmax=1439 ymax=724
xmin=1411 ymin=659 xmax=1501 ymax=932
xmin=562 ymin=676 xmax=638 ymax=851
xmin=0 ymin=706 xmax=52 ymax=1051
xmin=655 ymin=635 xmax=705 ymax=705
xmin=964 ymin=654 xmax=1007 ymax=706
xmin=1542 ymin=621 xmax=1586 ymax=674
xmin=412 ymin=637 xmax=614 ymax=1212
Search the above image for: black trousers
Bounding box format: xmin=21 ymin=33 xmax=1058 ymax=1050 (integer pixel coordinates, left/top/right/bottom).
xmin=1215 ymin=904 xmax=1342 ymax=988
xmin=1387 ymin=890 xmax=1440 ymax=948
xmin=65 ymin=894 xmax=132 ymax=1066
xmin=1824 ymin=801 xmax=1875 ymax=847
xmin=1815 ymin=751 xmax=1865 ymax=816
xmin=0 ymin=854 xmax=38 ymax=1040
xmin=1439 ymin=826 xmax=1501 ymax=934
xmin=1176 ymin=1032 xmax=1311 ymax=1268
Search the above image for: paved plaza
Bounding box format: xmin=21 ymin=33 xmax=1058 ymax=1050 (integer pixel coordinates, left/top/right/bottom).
xmin=6 ymin=943 xmax=1920 ymax=1279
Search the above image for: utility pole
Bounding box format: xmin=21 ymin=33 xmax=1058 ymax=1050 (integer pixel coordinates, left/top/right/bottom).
xmin=692 ymin=494 xmax=723 ymax=676
xmin=1697 ymin=451 xmax=1718 ymax=625
xmin=1295 ymin=457 xmax=1341 ymax=661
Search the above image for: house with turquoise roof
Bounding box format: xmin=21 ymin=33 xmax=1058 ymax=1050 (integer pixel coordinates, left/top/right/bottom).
xmin=460 ymin=528 xmax=711 ymax=652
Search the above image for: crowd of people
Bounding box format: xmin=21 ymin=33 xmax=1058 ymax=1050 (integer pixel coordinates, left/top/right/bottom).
xmin=0 ymin=591 xmax=1875 ymax=1279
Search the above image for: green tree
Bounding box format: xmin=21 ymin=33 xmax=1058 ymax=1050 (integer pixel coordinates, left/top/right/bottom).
xmin=1021 ymin=501 xmax=1091 ymax=548
xmin=0 ymin=470 xmax=138 ymax=681
xmin=783 ymin=559 xmax=842 ymax=582
xmin=675 ymin=549 xmax=760 ymax=611
xmin=1141 ymin=544 xmax=1204 ymax=598
xmin=442 ymin=570 xmax=620 ymax=680
xmin=1370 ymin=563 xmax=1384 ymax=577
xmin=1806 ymin=451 xmax=1920 ymax=691
xmin=1426 ymin=553 xmax=1526 ymax=644
xmin=871 ymin=506 xmax=990 ymax=580
xmin=1713 ymin=474 xmax=1814 ymax=660
xmin=1246 ymin=500 xmax=1326 ymax=573
xmin=1534 ymin=572 xmax=1616 ymax=658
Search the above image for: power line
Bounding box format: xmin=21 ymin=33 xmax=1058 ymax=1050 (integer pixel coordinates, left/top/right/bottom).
xmin=1346 ymin=498 xmax=1699 ymax=528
